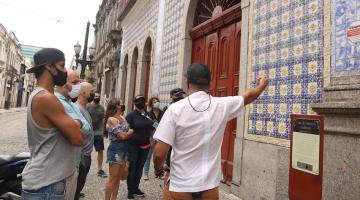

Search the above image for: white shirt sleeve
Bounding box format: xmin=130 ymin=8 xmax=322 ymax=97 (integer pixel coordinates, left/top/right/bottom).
xmin=224 ymin=96 xmax=245 ymax=121
xmin=153 ymin=108 xmax=176 ymax=146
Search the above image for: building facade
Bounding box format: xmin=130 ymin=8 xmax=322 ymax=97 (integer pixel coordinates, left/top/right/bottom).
xmin=0 ymin=24 xmax=23 ymax=109
xmin=20 ymin=44 xmax=41 ymax=106
xmin=0 ymin=24 xmax=7 ymax=107
xmin=93 ymin=0 xmax=125 ymax=107
xmin=94 ymin=0 xmax=360 ymax=199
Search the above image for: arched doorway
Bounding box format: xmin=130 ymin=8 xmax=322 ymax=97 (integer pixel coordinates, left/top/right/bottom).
xmin=141 ymin=37 xmax=152 ymax=100
xmin=128 ymin=47 xmax=138 ymax=110
xmin=121 ymin=54 xmax=129 ymax=101
xmin=190 ymin=0 xmax=241 ymax=185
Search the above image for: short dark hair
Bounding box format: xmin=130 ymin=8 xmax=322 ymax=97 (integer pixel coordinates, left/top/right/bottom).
xmin=185 ymin=63 xmax=211 ymax=86
xmin=170 ymin=88 xmax=185 ymax=96
xmin=34 ymin=65 xmax=46 ymax=79
xmin=95 ymin=91 xmax=101 ymax=94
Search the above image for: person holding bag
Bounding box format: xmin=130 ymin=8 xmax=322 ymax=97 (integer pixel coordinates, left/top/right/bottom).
xmin=104 ymin=99 xmax=133 ymax=200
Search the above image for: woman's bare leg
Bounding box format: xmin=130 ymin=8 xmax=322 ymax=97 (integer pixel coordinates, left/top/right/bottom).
xmin=111 ymin=163 xmax=126 ymax=200
xmin=105 ymin=163 xmax=121 ymax=200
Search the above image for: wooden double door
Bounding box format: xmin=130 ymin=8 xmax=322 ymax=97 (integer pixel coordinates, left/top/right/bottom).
xmin=191 ymin=21 xmax=241 ymax=184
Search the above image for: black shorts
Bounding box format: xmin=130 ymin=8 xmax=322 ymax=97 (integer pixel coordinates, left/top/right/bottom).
xmin=94 ymin=135 xmax=105 ymax=151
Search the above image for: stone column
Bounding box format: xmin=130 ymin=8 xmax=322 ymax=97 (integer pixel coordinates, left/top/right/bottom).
xmin=231 ymin=0 xmax=250 ymax=192
xmin=311 ymin=1 xmax=360 ymax=199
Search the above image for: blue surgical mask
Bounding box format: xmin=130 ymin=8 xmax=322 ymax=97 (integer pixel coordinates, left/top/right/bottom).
xmin=153 ymin=102 xmax=160 ymax=109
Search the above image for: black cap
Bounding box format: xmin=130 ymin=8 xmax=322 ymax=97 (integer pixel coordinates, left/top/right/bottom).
xmin=170 ymin=88 xmax=185 ymax=96
xmin=26 ymin=48 xmax=65 ymax=73
xmin=185 ymin=63 xmax=211 ymax=86
xmin=134 ymin=95 xmax=145 ymax=102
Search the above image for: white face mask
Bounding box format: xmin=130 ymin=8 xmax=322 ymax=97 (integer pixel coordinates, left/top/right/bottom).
xmin=68 ymin=84 xmax=82 ymax=98
xmin=153 ymin=102 xmax=160 ymax=109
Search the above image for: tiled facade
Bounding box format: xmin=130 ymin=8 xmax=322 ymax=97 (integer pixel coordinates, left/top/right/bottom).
xmin=246 ymin=0 xmax=325 ymax=141
xmin=122 ymin=0 xmax=159 ymax=52
xmin=120 ymin=0 xmax=159 ymax=110
xmin=158 ymin=0 xmax=185 ymax=104
xmin=332 ymin=0 xmax=360 ymax=76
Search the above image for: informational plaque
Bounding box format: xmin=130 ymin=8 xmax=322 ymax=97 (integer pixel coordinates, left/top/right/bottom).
xmin=291 ymin=118 xmax=320 ymax=175
xmin=289 ymin=115 xmax=323 ymax=200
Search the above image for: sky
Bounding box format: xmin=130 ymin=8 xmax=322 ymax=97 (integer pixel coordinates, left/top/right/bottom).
xmin=0 ymin=0 xmax=102 ymax=67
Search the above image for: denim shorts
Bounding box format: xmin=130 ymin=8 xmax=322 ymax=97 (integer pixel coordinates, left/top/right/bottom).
xmin=107 ymin=141 xmax=128 ymax=164
xmin=21 ymin=179 xmax=65 ymax=200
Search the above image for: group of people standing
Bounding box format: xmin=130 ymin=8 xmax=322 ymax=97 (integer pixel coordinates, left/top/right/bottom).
xmin=104 ymin=90 xmax=185 ymax=200
xmin=21 ymin=47 xmax=268 ymax=200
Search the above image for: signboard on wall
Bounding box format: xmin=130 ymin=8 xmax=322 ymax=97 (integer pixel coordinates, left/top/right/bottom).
xmin=292 ymin=118 xmax=320 ymax=175
xmin=289 ymin=114 xmax=324 ymax=200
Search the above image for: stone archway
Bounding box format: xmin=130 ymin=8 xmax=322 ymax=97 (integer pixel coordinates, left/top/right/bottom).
xmin=125 ymin=47 xmax=139 ymax=111
xmin=141 ymin=37 xmax=152 ymax=100
xmin=120 ymin=54 xmax=129 ymax=101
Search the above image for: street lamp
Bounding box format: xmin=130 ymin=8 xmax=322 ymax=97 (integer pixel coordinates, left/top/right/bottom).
xmin=73 ymin=21 xmax=95 ymax=79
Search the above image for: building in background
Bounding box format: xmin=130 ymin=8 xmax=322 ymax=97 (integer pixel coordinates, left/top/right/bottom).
xmin=20 ymin=44 xmax=42 ymax=106
xmin=93 ymin=0 xmax=360 ymax=199
xmin=0 ymin=23 xmax=23 ymax=109
xmin=0 ymin=23 xmax=7 ymax=107
xmin=92 ymin=0 xmax=126 ymax=107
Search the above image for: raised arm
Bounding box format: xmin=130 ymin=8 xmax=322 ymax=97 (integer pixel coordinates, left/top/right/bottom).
xmin=107 ymin=117 xmax=133 ymax=140
xmin=38 ymin=93 xmax=84 ymax=146
xmin=241 ymin=76 xmax=268 ymax=105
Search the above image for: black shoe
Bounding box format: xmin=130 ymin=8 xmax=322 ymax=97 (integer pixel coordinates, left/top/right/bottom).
xmin=127 ymin=193 xmax=135 ymax=200
xmin=134 ymin=189 xmax=145 ymax=197
xmin=97 ymin=170 xmax=108 ymax=178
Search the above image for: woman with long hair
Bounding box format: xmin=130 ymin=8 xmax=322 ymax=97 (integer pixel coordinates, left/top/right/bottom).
xmin=104 ymin=99 xmax=133 ymax=200
xmin=143 ymin=97 xmax=164 ymax=180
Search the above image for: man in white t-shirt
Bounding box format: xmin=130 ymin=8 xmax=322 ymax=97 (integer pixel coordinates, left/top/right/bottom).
xmin=153 ymin=63 xmax=268 ymax=200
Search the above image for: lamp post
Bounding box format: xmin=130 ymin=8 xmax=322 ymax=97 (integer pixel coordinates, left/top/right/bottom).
xmin=74 ymin=21 xmax=95 ymax=79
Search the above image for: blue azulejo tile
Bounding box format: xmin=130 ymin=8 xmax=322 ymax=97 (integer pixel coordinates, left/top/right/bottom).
xmin=356 ymin=45 xmax=360 ymax=57
xmin=335 ymin=34 xmax=347 ymax=47
xmin=347 ymin=57 xmax=359 ymax=70
xmin=346 ymin=45 xmax=357 ymax=58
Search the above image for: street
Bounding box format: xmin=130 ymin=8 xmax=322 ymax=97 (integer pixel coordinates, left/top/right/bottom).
xmin=0 ymin=109 xmax=241 ymax=200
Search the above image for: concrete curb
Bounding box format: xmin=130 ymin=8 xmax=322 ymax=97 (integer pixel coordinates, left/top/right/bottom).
xmin=0 ymin=107 xmax=27 ymax=115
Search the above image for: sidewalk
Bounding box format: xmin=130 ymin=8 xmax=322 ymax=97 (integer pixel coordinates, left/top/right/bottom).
xmin=0 ymin=107 xmax=27 ymax=115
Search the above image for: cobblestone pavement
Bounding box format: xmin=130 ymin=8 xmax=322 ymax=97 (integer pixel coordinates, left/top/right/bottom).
xmin=0 ymin=109 xmax=241 ymax=200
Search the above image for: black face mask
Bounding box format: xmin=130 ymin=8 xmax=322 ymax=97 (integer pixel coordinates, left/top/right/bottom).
xmin=51 ymin=68 xmax=67 ymax=86
xmin=71 ymin=97 xmax=78 ymax=103
xmin=120 ymin=105 xmax=126 ymax=112
xmin=135 ymin=101 xmax=145 ymax=110
xmin=87 ymin=93 xmax=95 ymax=103
xmin=93 ymin=98 xmax=100 ymax=104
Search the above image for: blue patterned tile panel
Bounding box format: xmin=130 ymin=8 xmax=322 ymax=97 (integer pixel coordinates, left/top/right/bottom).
xmin=249 ymin=0 xmax=324 ymax=140
xmin=332 ymin=0 xmax=360 ymax=75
